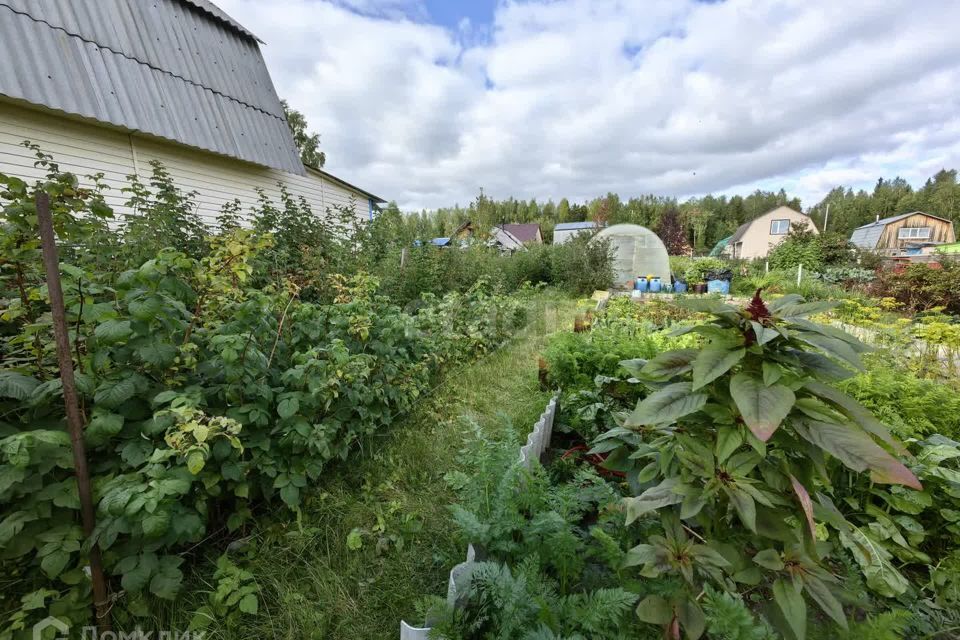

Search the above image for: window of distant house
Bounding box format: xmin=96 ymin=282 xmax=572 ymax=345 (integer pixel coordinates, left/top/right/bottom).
xmin=770 ymin=219 xmax=790 ymax=235
xmin=898 ymin=226 xmax=931 ymax=240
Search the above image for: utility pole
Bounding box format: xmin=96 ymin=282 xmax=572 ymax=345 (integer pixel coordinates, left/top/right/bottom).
xmin=36 ymin=192 xmax=112 ymax=633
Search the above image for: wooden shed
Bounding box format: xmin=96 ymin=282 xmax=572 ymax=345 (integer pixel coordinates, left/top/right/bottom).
xmin=850 ymin=212 xmax=955 ymax=256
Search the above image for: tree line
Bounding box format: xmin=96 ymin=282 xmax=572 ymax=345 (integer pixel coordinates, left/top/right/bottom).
xmin=384 ymin=168 xmax=960 ymax=254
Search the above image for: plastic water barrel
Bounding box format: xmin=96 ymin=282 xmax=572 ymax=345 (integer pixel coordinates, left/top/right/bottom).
xmin=673 ymin=282 xmax=687 ymax=293
xmin=649 ymin=277 xmax=662 ymax=293
xmin=635 ymin=277 xmax=648 ymax=292
xmin=707 ymin=279 xmax=730 ymax=294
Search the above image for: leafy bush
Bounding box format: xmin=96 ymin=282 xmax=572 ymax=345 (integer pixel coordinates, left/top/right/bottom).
xmin=871 ymin=260 xmax=960 ymax=314
xmin=840 ymin=354 xmax=960 ymax=439
xmin=594 ymin=293 xmax=922 ymax=639
xmin=0 ymin=157 xmax=530 ymax=630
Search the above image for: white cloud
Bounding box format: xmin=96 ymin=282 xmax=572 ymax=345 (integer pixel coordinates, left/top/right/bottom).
xmin=220 ymin=0 xmax=960 ymax=210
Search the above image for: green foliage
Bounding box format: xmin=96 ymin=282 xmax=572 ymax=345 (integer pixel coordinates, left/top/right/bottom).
xmin=0 ymin=157 xmax=531 ymax=631
xmin=768 ymin=224 xmax=825 ymax=271
xmin=840 ymin=354 xmax=960 ymax=440
xmin=281 ymin=99 xmax=325 ymax=168
xmin=871 ymin=260 xmax=960 ymax=314
xmin=597 ymin=293 xmax=922 ymax=639
xmin=701 ymin=586 xmax=777 ymax=640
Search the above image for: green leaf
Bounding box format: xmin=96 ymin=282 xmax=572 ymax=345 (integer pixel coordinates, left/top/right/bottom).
xmin=804 ymin=380 xmax=907 ymax=455
xmin=789 ymin=475 xmax=816 ymax=538
xmin=640 ymin=349 xmax=699 ymax=380
xmin=186 ymin=451 xmax=205 ymax=475
xmin=795 ymin=331 xmax=864 ymax=370
xmin=803 ymin=576 xmax=847 ymax=629
xmin=715 ymin=426 xmax=743 ymax=463
xmin=624 ymin=478 xmax=685 ymax=524
xmin=839 ymin=529 xmax=909 ymax=597
xmin=635 ymin=595 xmax=673 ymax=625
xmin=622 ymin=544 xmax=657 ymax=568
xmin=0 ymin=371 xmax=39 ymax=400
xmin=149 ymin=556 xmax=183 ymax=600
xmin=628 ymin=382 xmax=708 ymax=426
xmin=726 ymin=487 xmax=756 ymax=532
xmin=762 ymin=361 xmax=782 ymax=386
xmin=40 ymin=550 xmax=71 ymax=579
xmin=121 ymin=553 xmax=158 ymax=594
xmin=346 ymin=528 xmax=364 ymax=551
xmin=788 ymin=350 xmax=855 ymax=382
xmin=677 ymin=598 xmax=705 ymax=640
xmin=94 ymin=377 xmax=137 ymax=409
xmin=773 ymin=578 xmax=806 ymax=640
xmin=692 ymin=347 xmax=744 ymax=391
xmin=753 ymin=549 xmax=784 ymax=571
xmin=129 ymin=296 xmax=164 ymax=321
xmin=777 ymin=300 xmax=839 ymax=318
xmin=277 ymin=396 xmax=300 ymax=419
xmin=729 ymin=373 xmax=795 ymax=441
xmin=94 ymin=319 xmax=133 ymax=343
xmin=793 ymin=419 xmax=921 ymax=489
xmin=86 ymin=411 xmax=124 ymax=446
xmin=238 ymin=593 xmax=258 ymax=615
xmin=137 ymin=342 xmax=178 ymax=368
xmin=143 ymin=511 xmax=170 ymax=537
xmin=280 ymin=484 xmax=300 ymax=507
xmin=751 ymin=321 xmax=779 ymax=346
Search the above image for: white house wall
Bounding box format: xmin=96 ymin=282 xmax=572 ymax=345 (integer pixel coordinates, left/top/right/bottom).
xmin=0 ymin=102 xmax=372 ymax=227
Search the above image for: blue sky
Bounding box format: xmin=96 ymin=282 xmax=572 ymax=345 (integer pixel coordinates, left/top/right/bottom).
xmin=423 ymin=0 xmax=494 ymax=30
xmin=223 ymin=0 xmax=960 ymax=211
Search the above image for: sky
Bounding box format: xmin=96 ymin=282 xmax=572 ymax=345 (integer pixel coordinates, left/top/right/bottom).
xmin=219 ymin=0 xmax=960 ymax=212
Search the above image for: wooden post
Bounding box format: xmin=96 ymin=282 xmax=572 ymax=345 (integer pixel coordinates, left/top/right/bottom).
xmin=797 ymin=263 xmax=803 ymax=286
xmin=35 ymin=193 xmax=112 ymax=632
xmin=400 ymin=247 xmax=408 ymax=269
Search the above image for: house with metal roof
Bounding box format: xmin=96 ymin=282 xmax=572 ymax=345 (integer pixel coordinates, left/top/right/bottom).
xmin=0 ymin=0 xmax=383 ymax=225
xmin=497 ymin=223 xmax=543 ymax=244
xmin=553 ymin=221 xmax=599 ymax=244
xmin=724 ymin=206 xmax=817 ymax=260
xmin=850 ymin=212 xmax=955 ymax=256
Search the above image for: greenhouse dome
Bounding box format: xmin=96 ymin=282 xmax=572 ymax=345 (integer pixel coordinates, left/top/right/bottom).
xmin=591 ymin=224 xmax=671 ymax=287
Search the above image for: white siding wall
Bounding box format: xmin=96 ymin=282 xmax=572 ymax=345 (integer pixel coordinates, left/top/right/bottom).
xmin=0 ymin=102 xmax=373 ymax=226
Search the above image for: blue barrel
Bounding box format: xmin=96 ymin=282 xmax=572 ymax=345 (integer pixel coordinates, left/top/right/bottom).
xmin=649 ymin=277 xmax=662 ymax=293
xmin=673 ymin=282 xmax=687 ymax=293
xmin=707 ymin=279 xmax=730 ymax=294
xmin=635 ymin=277 xmax=648 ymax=292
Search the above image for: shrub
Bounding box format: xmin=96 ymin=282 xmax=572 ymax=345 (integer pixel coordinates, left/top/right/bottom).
xmin=870 ymin=260 xmax=960 ymax=314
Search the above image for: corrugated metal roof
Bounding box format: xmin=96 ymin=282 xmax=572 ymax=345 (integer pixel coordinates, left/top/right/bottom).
xmin=853 ymin=211 xmax=953 ymax=229
xmin=554 ymin=221 xmax=596 ymax=231
xmin=850 ymin=212 xmax=954 ymax=249
xmin=500 ymin=223 xmax=541 ymax=243
xmin=850 ymin=223 xmax=884 ymax=249
xmin=179 ymin=0 xmax=261 ymax=42
xmin=0 ymin=0 xmax=304 ymax=174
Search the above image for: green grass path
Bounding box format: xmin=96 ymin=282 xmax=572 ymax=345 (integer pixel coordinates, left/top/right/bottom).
xmin=168 ymin=297 xmax=579 ymax=639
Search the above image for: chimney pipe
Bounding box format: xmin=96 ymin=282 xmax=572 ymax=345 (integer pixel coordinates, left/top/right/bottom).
xmin=876 ymin=214 xmax=880 ymax=223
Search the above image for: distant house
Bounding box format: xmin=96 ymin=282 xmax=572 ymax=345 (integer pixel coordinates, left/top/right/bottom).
xmin=850 ymin=212 xmax=955 ymax=256
xmin=725 ymin=206 xmax=818 ymax=259
xmin=499 ymin=223 xmax=543 ymax=244
xmin=488 ymin=226 xmax=526 ymax=252
xmin=553 ymin=221 xmax=598 ymax=244
xmin=0 ymin=0 xmax=383 ymax=225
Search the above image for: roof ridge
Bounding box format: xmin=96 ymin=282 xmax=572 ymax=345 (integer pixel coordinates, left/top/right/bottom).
xmin=0 ymin=2 xmax=283 ymax=122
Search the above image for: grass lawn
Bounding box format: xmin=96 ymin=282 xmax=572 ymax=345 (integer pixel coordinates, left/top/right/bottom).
xmin=155 ymin=294 xmax=581 ymax=639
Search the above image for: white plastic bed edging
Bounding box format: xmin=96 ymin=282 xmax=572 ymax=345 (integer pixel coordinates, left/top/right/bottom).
xmin=399 ymin=395 xmax=559 ymax=639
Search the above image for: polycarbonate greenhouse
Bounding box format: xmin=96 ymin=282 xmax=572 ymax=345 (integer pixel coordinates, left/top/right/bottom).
xmin=591 ymin=224 xmax=671 ymax=287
